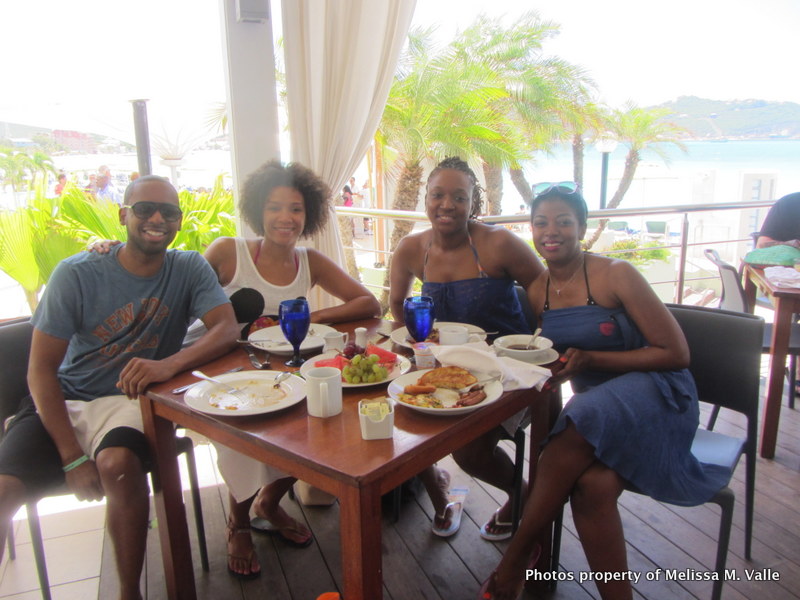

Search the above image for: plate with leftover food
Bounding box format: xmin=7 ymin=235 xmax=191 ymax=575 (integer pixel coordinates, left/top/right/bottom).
xmin=184 ymin=370 xmax=306 ymax=416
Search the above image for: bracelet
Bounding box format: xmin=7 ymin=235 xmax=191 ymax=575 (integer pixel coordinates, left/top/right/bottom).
xmin=63 ymin=454 xmax=90 ymax=473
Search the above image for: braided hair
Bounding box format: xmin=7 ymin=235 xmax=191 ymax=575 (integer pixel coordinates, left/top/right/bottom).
xmin=426 ymin=156 xmax=484 ymax=218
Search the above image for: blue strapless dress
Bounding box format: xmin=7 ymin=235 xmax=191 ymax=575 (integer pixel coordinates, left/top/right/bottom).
xmin=422 ymin=277 xmax=530 ymax=337
xmin=541 ymin=304 xmax=730 ymax=506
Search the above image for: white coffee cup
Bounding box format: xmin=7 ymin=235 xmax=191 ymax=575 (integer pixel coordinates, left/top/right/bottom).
xmin=305 ymin=367 xmax=343 ymax=418
xmin=323 ymin=331 xmax=349 ymax=352
xmin=439 ymin=325 xmax=469 ymax=345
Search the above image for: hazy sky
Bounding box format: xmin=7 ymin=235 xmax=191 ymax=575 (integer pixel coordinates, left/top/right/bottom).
xmin=1 ymin=0 xmax=798 ymax=141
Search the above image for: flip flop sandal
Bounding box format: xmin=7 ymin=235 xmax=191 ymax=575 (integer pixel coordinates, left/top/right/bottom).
xmin=251 ymin=516 xmax=314 ymax=548
xmin=226 ymin=522 xmax=261 ymax=579
xmin=432 ymin=487 xmax=468 ymax=537
xmin=479 ymin=508 xmax=514 ymax=541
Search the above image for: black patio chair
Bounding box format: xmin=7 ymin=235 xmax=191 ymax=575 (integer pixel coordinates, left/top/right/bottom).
xmin=0 ymin=317 xmax=209 ymax=600
xmin=704 ymin=248 xmax=800 ymax=412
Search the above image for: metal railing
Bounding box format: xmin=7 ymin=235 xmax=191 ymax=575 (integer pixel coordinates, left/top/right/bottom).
xmin=337 ymin=199 xmax=775 ymax=303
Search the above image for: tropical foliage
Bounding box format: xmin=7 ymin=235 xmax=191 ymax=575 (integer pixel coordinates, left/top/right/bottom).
xmin=0 ymin=174 xmax=235 ymax=312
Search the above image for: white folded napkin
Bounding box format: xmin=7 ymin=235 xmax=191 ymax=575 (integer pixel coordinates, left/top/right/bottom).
xmin=764 ymin=266 xmax=800 ymax=288
xmin=429 ymin=342 xmax=551 ymax=391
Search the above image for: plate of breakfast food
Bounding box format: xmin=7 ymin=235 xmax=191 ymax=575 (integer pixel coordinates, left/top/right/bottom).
xmin=184 ymin=370 xmax=306 ymax=416
xmin=387 ymin=366 xmax=502 ymax=415
xmin=300 ymin=344 xmax=412 ymax=388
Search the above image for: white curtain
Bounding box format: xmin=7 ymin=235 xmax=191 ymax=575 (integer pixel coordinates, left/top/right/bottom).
xmin=281 ymin=0 xmax=416 ymax=310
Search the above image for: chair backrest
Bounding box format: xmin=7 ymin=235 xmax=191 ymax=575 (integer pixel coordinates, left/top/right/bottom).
xmin=513 ymin=284 xmax=537 ymax=333
xmin=607 ymin=221 xmax=628 ymax=232
xmin=666 ymin=304 xmax=762 ymax=424
xmin=704 ymin=248 xmax=749 ymax=313
xmin=0 ymin=318 xmax=34 ymax=424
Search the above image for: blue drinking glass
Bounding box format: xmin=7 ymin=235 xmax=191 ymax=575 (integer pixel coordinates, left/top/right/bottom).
xmin=279 ymin=297 xmax=311 ymax=367
xmin=403 ymin=296 xmax=434 ymax=343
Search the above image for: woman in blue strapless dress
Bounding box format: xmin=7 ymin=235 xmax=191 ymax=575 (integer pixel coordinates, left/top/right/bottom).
xmin=483 ymin=184 xmax=731 ymax=600
xmin=390 ymin=157 xmax=544 ymax=539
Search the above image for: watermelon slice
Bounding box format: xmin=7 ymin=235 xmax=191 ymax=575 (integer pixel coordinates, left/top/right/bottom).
xmin=314 ymin=355 xmax=349 ymax=370
xmin=365 ymin=344 xmax=397 ymax=366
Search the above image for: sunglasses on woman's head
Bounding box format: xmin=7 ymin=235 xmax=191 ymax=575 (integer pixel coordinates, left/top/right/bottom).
xmin=127 ymin=201 xmax=183 ymax=222
xmin=531 ymin=181 xmax=580 ymax=199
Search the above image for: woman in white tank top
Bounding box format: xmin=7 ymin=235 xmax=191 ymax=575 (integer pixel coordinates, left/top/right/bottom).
xmin=205 ymin=161 xmax=379 ymax=579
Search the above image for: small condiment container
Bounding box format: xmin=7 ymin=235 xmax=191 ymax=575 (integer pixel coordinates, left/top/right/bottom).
xmin=412 ymin=342 xmax=436 ymax=368
xmin=358 ymin=398 xmax=394 ymax=440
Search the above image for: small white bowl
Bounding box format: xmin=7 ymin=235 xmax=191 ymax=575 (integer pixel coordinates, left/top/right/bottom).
xmin=493 ymin=334 xmax=554 ymax=364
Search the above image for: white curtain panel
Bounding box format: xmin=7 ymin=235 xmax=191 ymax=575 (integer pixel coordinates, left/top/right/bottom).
xmin=282 ymin=0 xmax=416 ymax=310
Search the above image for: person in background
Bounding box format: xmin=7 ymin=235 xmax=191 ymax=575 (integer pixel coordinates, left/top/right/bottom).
xmin=390 ymin=156 xmax=544 ymax=539
xmin=54 ymin=172 xmax=67 ymax=196
xmin=130 ymin=171 xmax=140 ymax=182
xmin=97 ymin=173 xmax=123 ymax=205
xmin=756 ymin=191 xmax=800 ymax=248
xmin=481 ymin=183 xmax=730 ymax=600
xmin=0 ymin=176 xmax=238 ymax=600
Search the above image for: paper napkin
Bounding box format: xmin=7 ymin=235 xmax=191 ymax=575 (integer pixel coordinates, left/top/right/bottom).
xmin=429 ymin=343 xmax=551 ymax=391
xmin=764 ymin=266 xmax=800 ymax=289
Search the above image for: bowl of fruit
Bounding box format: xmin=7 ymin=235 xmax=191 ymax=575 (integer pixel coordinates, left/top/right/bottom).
xmin=300 ymin=343 xmax=412 ymax=387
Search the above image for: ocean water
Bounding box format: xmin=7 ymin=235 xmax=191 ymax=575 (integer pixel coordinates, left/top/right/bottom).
xmin=505 ymin=139 xmax=800 ymax=215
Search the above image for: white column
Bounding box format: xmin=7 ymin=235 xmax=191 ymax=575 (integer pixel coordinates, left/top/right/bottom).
xmin=218 ymin=0 xmax=281 ymax=235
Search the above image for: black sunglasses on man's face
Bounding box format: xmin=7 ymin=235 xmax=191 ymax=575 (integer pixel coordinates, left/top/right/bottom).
xmin=127 ymin=201 xmax=182 ymax=222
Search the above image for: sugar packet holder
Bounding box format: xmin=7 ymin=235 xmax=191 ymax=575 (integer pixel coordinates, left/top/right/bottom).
xmin=358 ymin=398 xmax=394 ymax=440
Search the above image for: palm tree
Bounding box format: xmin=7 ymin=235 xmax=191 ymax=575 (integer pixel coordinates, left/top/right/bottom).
xmin=0 ymin=148 xmax=29 ymax=193
xmin=450 ymin=12 xmax=595 ymax=214
xmin=583 ymin=103 xmax=688 ymax=249
xmin=376 ymin=27 xmax=524 ymax=307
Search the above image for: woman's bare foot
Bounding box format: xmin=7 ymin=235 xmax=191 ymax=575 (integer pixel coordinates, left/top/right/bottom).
xmin=226 ymin=518 xmax=260 ymax=578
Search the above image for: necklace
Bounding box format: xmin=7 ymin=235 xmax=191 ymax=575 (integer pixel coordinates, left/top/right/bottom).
xmin=549 ymin=255 xmax=584 ymax=296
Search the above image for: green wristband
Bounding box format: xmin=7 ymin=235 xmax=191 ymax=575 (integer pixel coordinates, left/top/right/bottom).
xmin=63 ymin=454 xmax=90 ymax=473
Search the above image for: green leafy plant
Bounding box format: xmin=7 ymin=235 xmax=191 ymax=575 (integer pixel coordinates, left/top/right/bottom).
xmin=0 ymin=175 xmax=236 ymax=313
xmin=608 ymin=239 xmax=670 ymax=265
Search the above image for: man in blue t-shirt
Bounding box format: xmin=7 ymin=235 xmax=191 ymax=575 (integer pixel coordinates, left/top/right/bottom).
xmin=0 ymin=175 xmax=238 ymax=600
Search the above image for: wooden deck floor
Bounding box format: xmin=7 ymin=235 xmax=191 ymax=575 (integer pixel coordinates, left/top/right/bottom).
xmin=99 ymin=381 xmax=800 ymax=600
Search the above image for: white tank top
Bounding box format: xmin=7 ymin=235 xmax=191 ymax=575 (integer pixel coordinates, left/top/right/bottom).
xmin=225 ymin=238 xmax=311 ymax=314
xmin=184 ymin=238 xmax=312 ymax=343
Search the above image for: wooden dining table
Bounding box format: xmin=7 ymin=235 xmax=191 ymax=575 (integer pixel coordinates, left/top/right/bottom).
xmin=742 ymin=264 xmax=800 ymax=458
xmin=140 ymin=318 xmax=557 ymax=600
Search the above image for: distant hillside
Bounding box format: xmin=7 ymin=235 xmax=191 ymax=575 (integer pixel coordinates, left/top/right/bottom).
xmin=655 ymin=96 xmax=800 ymax=139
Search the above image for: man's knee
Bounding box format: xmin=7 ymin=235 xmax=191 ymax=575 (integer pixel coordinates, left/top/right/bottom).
xmin=0 ymin=474 xmax=28 ymax=516
xmin=95 ymin=447 xmax=147 ymax=486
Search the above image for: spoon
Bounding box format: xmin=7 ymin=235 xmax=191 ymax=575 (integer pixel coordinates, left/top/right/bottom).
xmin=272 ymin=371 xmax=291 ymax=388
xmin=526 ymin=328 xmax=542 ymax=349
xmin=191 ymin=370 xmax=248 ymax=400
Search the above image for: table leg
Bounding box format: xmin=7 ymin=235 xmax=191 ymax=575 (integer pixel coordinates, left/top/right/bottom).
xmin=761 ymin=299 xmax=791 ymax=458
xmin=338 ymin=484 xmax=383 ymax=600
xmin=141 ymin=397 xmax=197 ymax=600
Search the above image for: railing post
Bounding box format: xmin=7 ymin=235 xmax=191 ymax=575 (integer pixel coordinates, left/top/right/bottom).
xmin=675 ymin=212 xmax=690 ymax=304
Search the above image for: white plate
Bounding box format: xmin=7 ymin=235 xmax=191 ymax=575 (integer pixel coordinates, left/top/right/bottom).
xmin=387 ymin=369 xmax=503 ymax=415
xmin=248 ymin=324 xmax=336 ymax=356
xmin=300 ymin=351 xmax=413 ymax=388
xmin=184 ymin=370 xmax=306 ymax=416
xmin=529 ymin=348 xmax=560 ymax=366
xmin=389 ymin=321 xmax=487 ymax=349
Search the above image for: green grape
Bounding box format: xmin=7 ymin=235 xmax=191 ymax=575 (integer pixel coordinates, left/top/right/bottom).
xmin=352 ymin=375 xmax=361 ymax=384
xmin=368 ymin=354 xmax=379 ymax=364
xmin=352 ymin=354 xmax=362 ymax=366
xmin=367 ymin=373 xmax=376 ymax=383
xmin=343 ymin=371 xmax=353 ymax=383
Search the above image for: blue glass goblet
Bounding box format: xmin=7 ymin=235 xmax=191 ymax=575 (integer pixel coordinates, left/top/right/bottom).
xmin=403 ymin=296 xmax=435 ymax=343
xmin=279 ymin=297 xmax=311 ymax=367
